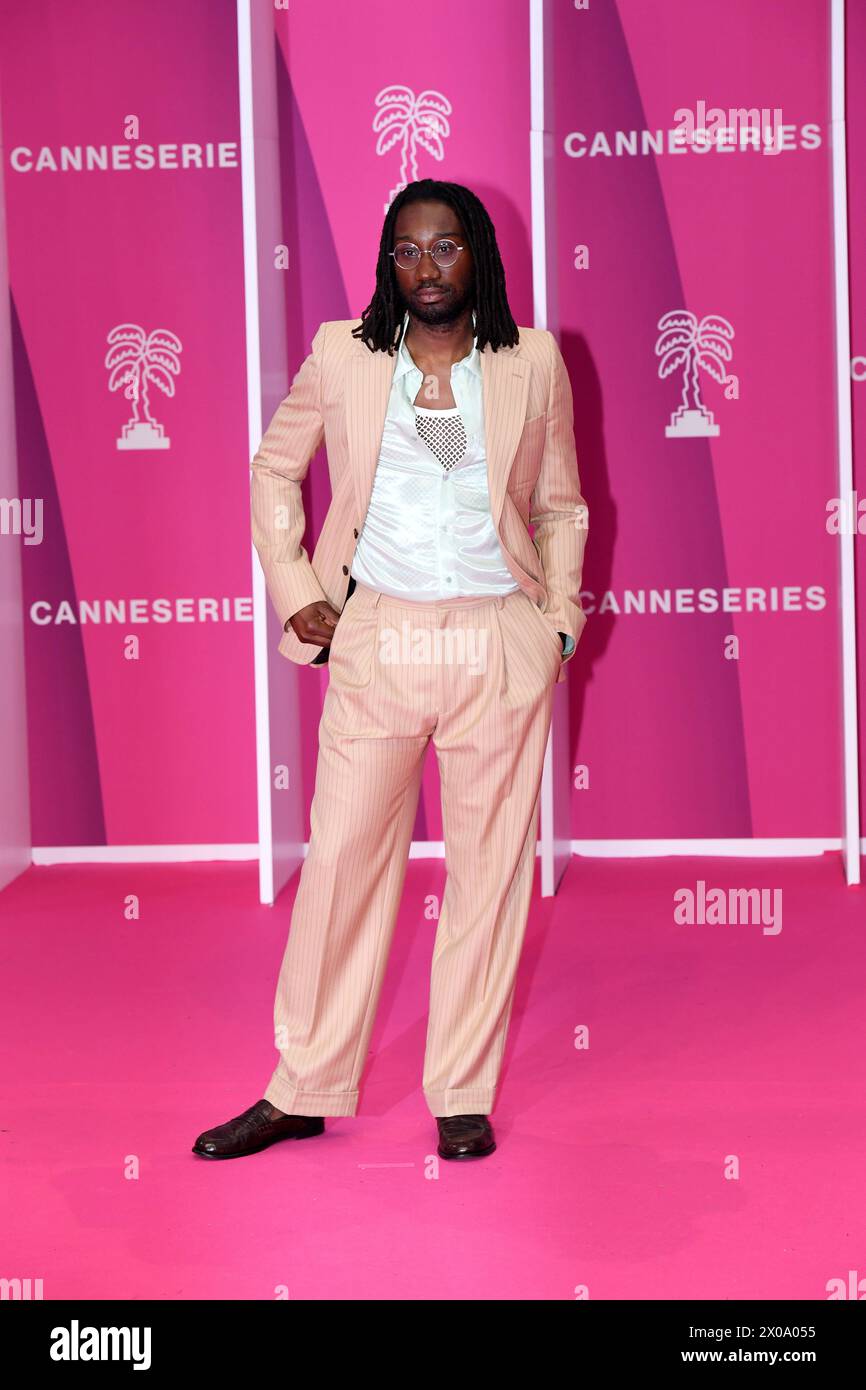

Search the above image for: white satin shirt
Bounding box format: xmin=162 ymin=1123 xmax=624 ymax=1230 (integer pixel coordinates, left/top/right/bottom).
xmin=350 ymin=309 xmax=574 ymax=653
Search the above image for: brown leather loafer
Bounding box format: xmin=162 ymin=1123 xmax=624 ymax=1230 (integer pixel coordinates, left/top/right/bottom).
xmin=192 ymin=1100 xmax=324 ymax=1159
xmin=436 ymin=1113 xmax=496 ymax=1160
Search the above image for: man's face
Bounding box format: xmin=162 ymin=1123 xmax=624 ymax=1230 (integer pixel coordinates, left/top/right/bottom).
xmin=391 ymin=200 xmax=476 ymax=328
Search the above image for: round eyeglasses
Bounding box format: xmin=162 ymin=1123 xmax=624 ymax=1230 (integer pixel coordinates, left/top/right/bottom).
xmin=388 ymin=239 xmax=465 ymax=271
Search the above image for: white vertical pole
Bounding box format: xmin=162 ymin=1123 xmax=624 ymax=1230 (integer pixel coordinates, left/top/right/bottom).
xmin=830 ymin=0 xmax=861 ymax=885
xmin=237 ymin=0 xmax=274 ymax=904
xmin=530 ymin=0 xmax=566 ymax=898
xmin=0 ymin=92 xmax=32 ymax=889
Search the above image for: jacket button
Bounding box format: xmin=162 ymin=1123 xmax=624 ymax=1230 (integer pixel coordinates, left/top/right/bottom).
xmin=353 ymin=528 xmax=358 ymax=538
xmin=342 ymin=564 xmax=349 ymax=575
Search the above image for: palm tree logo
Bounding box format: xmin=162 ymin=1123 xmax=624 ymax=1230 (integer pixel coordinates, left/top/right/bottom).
xmin=373 ymin=85 xmax=452 ymax=211
xmin=655 ymin=311 xmax=734 ymax=438
xmin=105 ymin=323 xmax=182 ymax=450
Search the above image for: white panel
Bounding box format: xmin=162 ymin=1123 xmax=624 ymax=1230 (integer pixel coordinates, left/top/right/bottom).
xmin=0 ymin=92 xmax=32 ymax=889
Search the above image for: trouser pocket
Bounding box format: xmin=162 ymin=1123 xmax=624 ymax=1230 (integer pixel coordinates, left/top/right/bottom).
xmin=327 ymin=604 xmax=379 ymax=689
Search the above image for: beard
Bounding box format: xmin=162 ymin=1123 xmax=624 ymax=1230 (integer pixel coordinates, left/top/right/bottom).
xmin=399 ymin=280 xmax=475 ymax=329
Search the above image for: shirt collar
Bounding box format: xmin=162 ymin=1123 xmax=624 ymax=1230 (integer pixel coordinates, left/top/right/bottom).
xmin=394 ymin=308 xmax=481 ymax=383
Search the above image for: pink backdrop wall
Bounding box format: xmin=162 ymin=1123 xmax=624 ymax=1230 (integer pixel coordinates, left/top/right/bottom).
xmin=282 ymin=0 xmax=852 ymax=844
xmin=1 ymin=0 xmax=860 ymax=853
xmin=275 ymin=0 xmax=535 ymax=841
xmin=554 ymin=0 xmax=840 ymax=840
xmin=1 ymin=0 xmax=255 ymax=846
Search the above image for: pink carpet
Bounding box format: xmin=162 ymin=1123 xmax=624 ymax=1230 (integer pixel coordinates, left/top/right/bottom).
xmin=1 ymin=854 xmax=864 ymax=1300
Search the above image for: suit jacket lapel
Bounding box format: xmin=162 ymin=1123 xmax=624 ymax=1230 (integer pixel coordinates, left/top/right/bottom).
xmin=480 ymin=345 xmax=529 ymax=529
xmin=347 ymin=346 xmax=394 ymax=527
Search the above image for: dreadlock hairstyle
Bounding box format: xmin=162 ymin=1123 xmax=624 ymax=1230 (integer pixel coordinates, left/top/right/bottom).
xmin=351 ymin=179 xmax=519 ymax=355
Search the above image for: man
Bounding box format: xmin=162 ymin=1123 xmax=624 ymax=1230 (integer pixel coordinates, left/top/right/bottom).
xmin=193 ymin=178 xmax=588 ymax=1163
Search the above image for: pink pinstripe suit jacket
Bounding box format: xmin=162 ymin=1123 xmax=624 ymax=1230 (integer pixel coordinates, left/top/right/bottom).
xmin=250 ymin=319 xmax=588 ymax=684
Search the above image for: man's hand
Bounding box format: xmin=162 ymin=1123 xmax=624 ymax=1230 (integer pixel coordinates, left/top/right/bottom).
xmin=285 ymin=601 xmax=341 ymax=648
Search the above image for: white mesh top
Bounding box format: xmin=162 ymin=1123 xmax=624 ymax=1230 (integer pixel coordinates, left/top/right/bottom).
xmin=412 ymin=404 xmax=468 ymax=472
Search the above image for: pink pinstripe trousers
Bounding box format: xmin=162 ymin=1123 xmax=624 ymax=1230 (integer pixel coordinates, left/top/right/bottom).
xmin=263 ymin=579 xmax=561 ymax=1119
